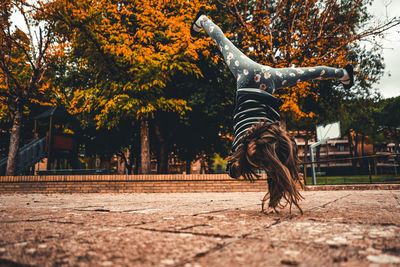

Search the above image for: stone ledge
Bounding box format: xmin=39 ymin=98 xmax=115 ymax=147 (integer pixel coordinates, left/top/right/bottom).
xmin=0 ymin=174 xmax=267 ymax=183
xmin=0 ymin=180 xmax=269 ymax=194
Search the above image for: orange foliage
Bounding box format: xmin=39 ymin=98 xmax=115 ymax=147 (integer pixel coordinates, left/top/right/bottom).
xmin=46 ymin=0 xmax=213 ymax=128
xmin=213 ymin=0 xmax=360 ymax=118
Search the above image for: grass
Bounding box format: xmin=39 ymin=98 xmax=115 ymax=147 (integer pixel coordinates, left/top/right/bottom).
xmin=305 ymin=175 xmax=400 ymax=185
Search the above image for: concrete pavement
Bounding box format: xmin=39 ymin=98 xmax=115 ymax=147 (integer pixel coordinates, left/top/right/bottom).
xmin=0 ymin=190 xmax=400 ymax=266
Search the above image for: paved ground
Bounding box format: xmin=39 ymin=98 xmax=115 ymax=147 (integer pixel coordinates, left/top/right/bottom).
xmin=0 ymin=190 xmax=400 ymax=267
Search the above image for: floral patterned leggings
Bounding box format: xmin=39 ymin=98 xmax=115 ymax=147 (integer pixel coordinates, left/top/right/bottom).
xmin=199 ymin=16 xmax=346 ymax=94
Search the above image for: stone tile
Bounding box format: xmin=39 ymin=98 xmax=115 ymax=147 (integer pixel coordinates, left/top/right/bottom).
xmin=0 ymin=191 xmax=399 ymax=266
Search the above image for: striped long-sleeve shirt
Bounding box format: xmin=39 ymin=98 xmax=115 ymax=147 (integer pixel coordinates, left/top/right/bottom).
xmin=231 ymin=88 xmax=283 ymax=152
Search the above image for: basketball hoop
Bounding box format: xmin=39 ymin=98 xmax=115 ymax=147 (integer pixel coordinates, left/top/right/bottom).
xmin=310 ymin=121 xmax=341 ymax=185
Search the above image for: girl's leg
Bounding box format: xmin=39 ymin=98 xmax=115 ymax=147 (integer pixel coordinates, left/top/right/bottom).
xmin=271 ymin=66 xmax=350 ymax=90
xmin=193 ymin=16 xmax=276 ymax=92
xmin=192 ymin=15 xmax=352 ymax=92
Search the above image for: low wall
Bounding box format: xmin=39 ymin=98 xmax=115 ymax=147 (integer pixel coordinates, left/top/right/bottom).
xmin=2 ymin=174 xmax=395 ymax=194
xmin=0 ymin=174 xmax=269 ymax=194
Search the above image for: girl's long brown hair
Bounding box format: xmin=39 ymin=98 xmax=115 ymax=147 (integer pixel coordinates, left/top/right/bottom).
xmin=228 ymin=121 xmax=304 ymax=213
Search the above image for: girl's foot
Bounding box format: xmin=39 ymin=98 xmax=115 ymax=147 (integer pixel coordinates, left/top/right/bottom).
xmin=340 ymin=64 xmax=354 ymax=89
xmin=190 ymin=7 xmax=206 ymax=37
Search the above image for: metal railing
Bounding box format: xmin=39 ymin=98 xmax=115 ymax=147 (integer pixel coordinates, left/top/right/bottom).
xmin=0 ymin=137 xmax=47 ymax=175
xmin=0 ymin=157 xmax=7 ymax=176
xmin=301 ymin=153 xmax=400 ymax=185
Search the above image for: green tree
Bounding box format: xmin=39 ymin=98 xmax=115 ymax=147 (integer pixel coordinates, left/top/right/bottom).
xmin=374 ymin=96 xmax=400 ymax=154
xmin=154 ymin=55 xmax=235 ymax=173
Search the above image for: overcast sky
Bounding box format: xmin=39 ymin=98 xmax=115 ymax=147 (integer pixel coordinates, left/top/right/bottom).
xmin=10 ymin=1 xmax=400 ymax=99
xmin=369 ymin=0 xmax=400 ymax=98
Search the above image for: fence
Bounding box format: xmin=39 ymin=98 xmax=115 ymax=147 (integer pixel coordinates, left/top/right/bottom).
xmin=301 ymin=153 xmax=400 ymax=185
xmin=0 ymin=153 xmax=399 ymax=193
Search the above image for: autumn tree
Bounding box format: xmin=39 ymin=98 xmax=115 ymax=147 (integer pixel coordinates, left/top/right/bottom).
xmin=0 ymin=0 xmax=55 ymax=175
xmin=45 ymin=0 xmax=212 ymax=173
xmin=211 ymin=0 xmax=399 ymax=120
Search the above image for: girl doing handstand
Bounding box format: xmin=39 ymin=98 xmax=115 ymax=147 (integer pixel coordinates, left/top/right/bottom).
xmin=190 ymin=11 xmax=354 ymax=213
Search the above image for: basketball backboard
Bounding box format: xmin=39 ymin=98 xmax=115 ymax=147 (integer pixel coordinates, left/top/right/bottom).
xmin=316 ymin=121 xmax=341 ymax=141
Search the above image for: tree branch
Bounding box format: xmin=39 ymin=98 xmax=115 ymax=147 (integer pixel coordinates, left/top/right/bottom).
xmin=15 ymin=1 xmax=37 ymax=61
xmin=0 ymin=26 xmax=35 ymax=69
xmin=0 ymin=61 xmax=24 ymax=93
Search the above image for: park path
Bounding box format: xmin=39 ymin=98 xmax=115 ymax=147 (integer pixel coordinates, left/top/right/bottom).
xmin=0 ymin=190 xmax=400 ymax=266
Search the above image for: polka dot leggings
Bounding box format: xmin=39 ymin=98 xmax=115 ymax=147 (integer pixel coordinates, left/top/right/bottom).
xmin=199 ymin=16 xmax=347 ymax=94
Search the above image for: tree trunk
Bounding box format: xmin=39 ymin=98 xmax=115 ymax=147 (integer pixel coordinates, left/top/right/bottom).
xmin=361 ymin=134 xmax=365 ymax=156
xmin=128 ymin=149 xmax=135 ymax=174
xmin=346 ymin=129 xmax=356 ymax=168
xmin=119 ymin=150 xmax=133 ymax=174
xmin=354 ymin=133 xmax=359 ymax=157
xmin=394 ymin=127 xmax=399 ymax=154
xmin=6 ymin=107 xmax=23 ymax=175
xmin=361 ymin=134 xmax=366 ymax=169
xmin=158 ymin=144 xmax=168 ymax=174
xmin=354 ymin=133 xmax=359 ymax=169
xmin=139 ymin=120 xmax=151 ymax=174
xmin=347 ymin=129 xmax=353 ymax=156
xmin=154 ymin=123 xmax=168 ymax=174
xmin=185 ymin=161 xmax=191 ymax=174
xmin=200 ymin=159 xmax=207 ymax=174
xmin=133 ymin=155 xmax=139 ymax=174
